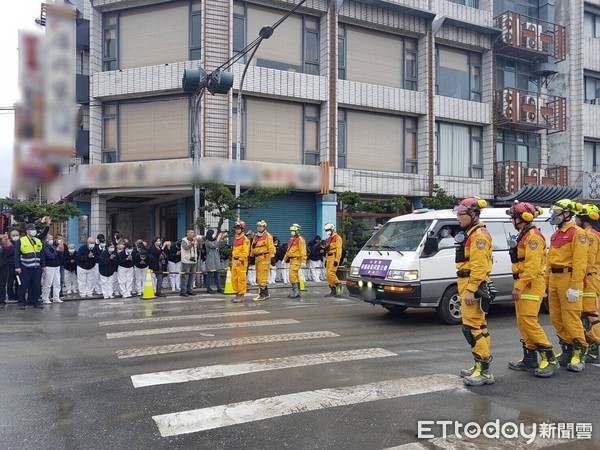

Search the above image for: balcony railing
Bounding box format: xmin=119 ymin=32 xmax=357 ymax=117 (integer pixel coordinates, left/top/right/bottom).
xmin=494 ymin=160 xmax=568 ymax=197
xmin=494 ymin=88 xmax=566 ymax=132
xmin=495 ymin=12 xmax=566 ymax=62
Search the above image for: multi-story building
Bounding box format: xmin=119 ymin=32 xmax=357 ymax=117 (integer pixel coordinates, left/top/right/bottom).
xmin=45 ymin=0 xmax=598 ymax=246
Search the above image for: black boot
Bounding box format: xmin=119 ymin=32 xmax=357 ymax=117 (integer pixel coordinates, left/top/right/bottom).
xmin=585 ymin=341 xmax=599 ymax=363
xmin=556 ymin=338 xmax=573 ymax=366
xmin=261 ymin=286 xmax=270 ymax=301
xmin=535 ymin=346 xmax=559 ymax=378
xmin=335 ymin=283 xmax=343 ymax=297
xmin=289 ymin=283 xmax=301 ymax=299
xmin=324 ymin=286 xmax=336 ymax=297
xmin=463 ymin=356 xmax=495 ymax=386
xmin=508 ymin=340 xmax=539 ymax=372
xmin=567 ymin=342 xmax=586 ymax=372
xmin=252 ymin=288 xmax=263 ymax=302
xmin=287 ymin=283 xmax=295 ymax=298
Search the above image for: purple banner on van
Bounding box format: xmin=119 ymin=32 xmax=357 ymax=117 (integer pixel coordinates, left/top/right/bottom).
xmin=359 ymin=259 xmax=392 ymax=277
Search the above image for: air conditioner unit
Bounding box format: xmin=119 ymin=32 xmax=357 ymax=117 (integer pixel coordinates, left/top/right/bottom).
xmin=502 ymin=13 xmax=521 ymax=46
xmin=523 ymin=22 xmax=542 ymax=50
xmin=520 ymin=95 xmax=538 ymax=123
xmin=591 ymin=98 xmax=600 ymax=105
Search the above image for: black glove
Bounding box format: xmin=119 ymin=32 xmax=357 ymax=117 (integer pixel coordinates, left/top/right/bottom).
xmin=333 ymin=261 xmax=338 ymax=267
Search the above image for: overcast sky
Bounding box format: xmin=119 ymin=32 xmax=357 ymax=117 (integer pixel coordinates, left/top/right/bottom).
xmin=0 ymin=1 xmax=45 ymax=199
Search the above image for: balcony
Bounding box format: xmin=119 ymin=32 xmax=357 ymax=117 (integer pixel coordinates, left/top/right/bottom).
xmin=495 ymin=12 xmax=566 ymax=62
xmin=494 ymin=88 xmax=566 ymax=132
xmin=494 ymin=160 xmax=575 ymax=202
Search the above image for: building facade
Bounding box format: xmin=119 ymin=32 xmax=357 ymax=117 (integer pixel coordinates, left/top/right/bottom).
xmin=46 ymin=0 xmax=600 ymax=245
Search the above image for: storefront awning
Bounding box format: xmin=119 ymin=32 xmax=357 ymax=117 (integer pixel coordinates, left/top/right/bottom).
xmin=495 ymin=185 xmax=583 ymax=207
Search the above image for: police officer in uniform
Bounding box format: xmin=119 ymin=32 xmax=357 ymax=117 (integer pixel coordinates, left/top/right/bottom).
xmin=14 ymin=223 xmax=46 ymax=309
xmin=454 ymin=197 xmax=494 ymax=386
xmin=284 ymin=223 xmax=307 ymax=299
xmin=545 ymin=199 xmax=588 ymax=372
xmin=231 ymin=220 xmax=250 ymax=303
xmin=506 ymin=202 xmax=559 ymax=377
xmin=573 ymin=204 xmax=600 ymax=363
xmin=250 ymin=220 xmax=275 ymax=301
xmin=323 ymin=223 xmax=343 ymax=297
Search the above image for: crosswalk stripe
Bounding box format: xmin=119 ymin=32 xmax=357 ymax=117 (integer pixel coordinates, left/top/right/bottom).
xmin=131 ymin=348 xmax=397 ymax=387
xmin=117 ymin=331 xmax=339 ymax=359
xmin=152 ymin=374 xmax=463 ymax=436
xmin=430 ymin=435 xmax=574 ymax=449
xmin=99 ymin=310 xmax=269 ymax=327
xmin=382 ymin=444 xmax=428 ymax=450
xmin=107 ymin=319 xmax=300 ymax=339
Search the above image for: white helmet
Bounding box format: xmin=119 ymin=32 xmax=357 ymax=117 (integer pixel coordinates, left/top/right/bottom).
xmin=324 ymin=223 xmax=335 ymax=232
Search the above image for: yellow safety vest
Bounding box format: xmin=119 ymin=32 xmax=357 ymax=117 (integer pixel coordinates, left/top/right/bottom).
xmin=20 ymin=236 xmax=43 ymax=254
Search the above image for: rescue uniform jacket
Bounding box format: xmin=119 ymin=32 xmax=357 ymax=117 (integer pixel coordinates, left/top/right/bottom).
xmin=117 ymin=250 xmax=135 ymax=268
xmin=76 ymin=245 xmax=99 ymax=270
xmin=64 ymin=251 xmax=78 ymax=272
xmin=42 ymin=244 xmax=63 ymax=268
xmin=232 ymin=234 xmax=250 ymax=261
xmin=14 ymin=236 xmax=45 ymax=270
xmin=251 ymin=232 xmax=276 ymax=259
xmin=455 ymin=222 xmax=492 ymax=293
xmin=284 ymin=235 xmax=307 ymax=263
xmin=544 ymin=222 xmax=588 ymax=291
xmin=511 ymin=225 xmax=546 ymax=291
xmin=324 ymin=233 xmax=343 ymax=265
xmin=583 ymin=224 xmax=600 ymax=278
xmin=99 ymin=250 xmax=118 ymax=277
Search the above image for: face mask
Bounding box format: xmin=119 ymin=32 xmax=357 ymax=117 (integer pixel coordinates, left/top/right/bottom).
xmin=99 ymin=244 xmax=106 ymax=250
xmin=88 ymin=244 xmax=95 ymax=250
xmin=57 ymin=239 xmax=63 ymax=245
xmin=290 ymin=231 xmax=296 ymax=236
xmin=48 ymin=240 xmax=54 ymax=246
xmin=256 ymin=232 xmax=263 ymax=237
xmin=440 ymin=229 xmax=450 ymax=238
xmin=108 ymin=247 xmax=115 ymax=253
xmin=140 ymin=256 xmax=147 ymax=261
xmin=30 ymin=231 xmax=37 ymax=237
xmin=126 ymin=249 xmax=133 ymax=255
xmin=550 ymin=212 xmax=565 ymax=226
xmin=68 ymin=249 xmax=75 ymax=254
xmin=11 ymin=236 xmax=19 ymax=242
xmin=155 ymin=241 xmax=161 ymax=247
xmin=327 ymin=230 xmax=333 ymax=236
xmin=454 ymin=232 xmax=465 ymax=244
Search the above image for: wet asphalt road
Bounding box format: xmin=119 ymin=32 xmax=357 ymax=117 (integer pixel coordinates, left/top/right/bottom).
xmin=0 ymin=286 xmax=599 ymax=450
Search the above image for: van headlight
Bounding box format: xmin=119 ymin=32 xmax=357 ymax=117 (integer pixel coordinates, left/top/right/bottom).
xmin=387 ymin=270 xmax=419 ymax=281
xmin=350 ymin=266 xmax=360 ymax=276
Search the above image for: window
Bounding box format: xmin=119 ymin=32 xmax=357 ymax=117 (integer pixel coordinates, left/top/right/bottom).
xmin=449 ymin=0 xmax=479 ymax=8
xmin=584 ymin=75 xmax=600 ymax=103
xmin=486 ymin=222 xmax=510 ymax=251
xmin=585 ymin=141 xmax=600 ymax=173
xmin=436 ymin=46 xmax=482 ymax=101
xmin=304 ymin=105 xmax=319 ymax=165
xmin=436 ymin=122 xmax=483 ymax=178
xmin=404 ymin=38 xmax=418 ymax=91
xmin=338 ymin=110 xmax=346 ymax=168
xmin=233 ymin=2 xmax=245 ymax=61
xmin=102 ymin=103 xmax=117 ymax=163
xmin=404 ymin=117 xmax=418 ymax=173
xmin=190 ymin=0 xmax=202 ymax=60
xmin=494 ymin=0 xmax=539 ymax=18
xmin=304 ymin=16 xmax=320 ymax=75
xmin=338 ymin=24 xmax=346 ymax=80
xmin=496 ymin=131 xmax=541 ymax=166
xmin=496 ymin=58 xmax=539 ymax=93
xmin=585 ymin=11 xmax=600 ymax=38
xmin=103 ymin=13 xmax=118 ymax=71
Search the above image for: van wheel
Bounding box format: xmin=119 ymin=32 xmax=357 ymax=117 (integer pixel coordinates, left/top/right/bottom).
xmin=385 ymin=305 xmax=408 ymax=314
xmin=437 ymin=286 xmax=462 ymax=325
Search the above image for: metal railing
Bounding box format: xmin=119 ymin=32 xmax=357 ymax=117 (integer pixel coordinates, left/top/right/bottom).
xmin=494 ymin=88 xmax=566 ymax=132
xmin=494 ymin=160 xmax=569 ymax=197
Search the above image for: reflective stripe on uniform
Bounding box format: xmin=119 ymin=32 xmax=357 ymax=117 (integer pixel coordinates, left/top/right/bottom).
xmin=520 ymin=294 xmax=541 ymax=300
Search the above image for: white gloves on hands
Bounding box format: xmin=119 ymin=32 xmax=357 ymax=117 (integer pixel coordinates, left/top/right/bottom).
xmin=566 ymin=288 xmax=580 ymax=303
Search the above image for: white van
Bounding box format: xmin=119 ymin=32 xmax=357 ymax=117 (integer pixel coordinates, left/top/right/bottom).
xmin=346 ymin=207 xmax=553 ymax=325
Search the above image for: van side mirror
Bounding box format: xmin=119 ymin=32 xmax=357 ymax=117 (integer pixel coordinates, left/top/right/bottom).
xmin=423 ymin=236 xmax=439 ymax=256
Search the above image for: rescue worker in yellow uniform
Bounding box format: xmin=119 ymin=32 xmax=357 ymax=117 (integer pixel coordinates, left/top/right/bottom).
xmin=323 ymin=223 xmax=343 ymax=297
xmin=231 ymin=220 xmax=250 ymax=303
xmin=506 ymin=202 xmax=559 ymax=378
xmin=250 ymin=219 xmax=275 ymax=301
xmin=284 ymin=223 xmax=307 ymax=299
xmin=545 ymin=199 xmax=588 ymax=372
xmin=454 ymin=197 xmax=495 ymax=387
xmin=573 ymin=204 xmax=600 ymax=363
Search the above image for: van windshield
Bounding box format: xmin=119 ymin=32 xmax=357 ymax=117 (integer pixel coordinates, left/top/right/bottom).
xmin=364 ymin=220 xmax=432 ymax=252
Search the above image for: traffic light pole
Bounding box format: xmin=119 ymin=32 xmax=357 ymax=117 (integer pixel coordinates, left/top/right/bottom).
xmin=192 ymin=88 xmax=205 ymax=235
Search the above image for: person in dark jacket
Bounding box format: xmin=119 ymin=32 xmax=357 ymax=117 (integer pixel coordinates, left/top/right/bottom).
xmin=77 ymin=237 xmax=99 ymax=297
xmin=117 ymin=243 xmax=135 ymax=298
xmin=133 ymin=249 xmax=152 ymax=296
xmin=98 ymin=243 xmax=118 ymax=299
xmin=0 ymin=233 xmax=11 ymax=308
xmin=63 ymin=244 xmax=78 ymax=296
xmin=41 ymin=234 xmax=64 ymax=304
xmin=4 ymin=230 xmax=20 ymax=304
xmin=149 ymin=237 xmax=167 ymax=297
xmin=308 ymin=235 xmax=324 ymax=282
xmin=204 ymin=230 xmax=225 ymax=293
xmin=14 ymin=223 xmax=46 ymax=309
xmin=164 ymin=240 xmax=181 ymax=293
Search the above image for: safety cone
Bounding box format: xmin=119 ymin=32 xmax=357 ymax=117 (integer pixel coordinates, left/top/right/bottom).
xmin=299 ymin=268 xmax=307 ymax=291
xmin=141 ymin=268 xmax=157 ymax=300
xmin=223 ymin=267 xmax=235 ymax=295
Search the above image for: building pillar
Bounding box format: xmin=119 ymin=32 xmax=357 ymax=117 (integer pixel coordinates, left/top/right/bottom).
xmin=317 ymin=193 xmax=337 ymax=235
xmin=177 ymin=198 xmax=187 ymax=238
xmin=90 ymin=191 xmax=106 ymax=238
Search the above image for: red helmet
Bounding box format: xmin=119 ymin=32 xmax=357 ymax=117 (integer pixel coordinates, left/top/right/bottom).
xmin=453 ymin=197 xmax=488 ymax=215
xmin=234 ymin=220 xmax=247 ymax=230
xmin=506 ymin=202 xmax=541 ymax=222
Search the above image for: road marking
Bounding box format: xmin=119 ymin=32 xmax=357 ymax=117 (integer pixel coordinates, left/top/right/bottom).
xmin=99 ymin=310 xmax=269 ymax=326
xmin=107 ymin=319 xmax=300 ymax=339
xmin=381 ymin=444 xmax=429 ymax=450
xmin=117 ymin=331 xmax=339 ymax=359
xmin=152 ymin=374 xmax=463 ymax=436
xmin=131 ymin=348 xmax=397 ymax=387
xmin=430 ymin=435 xmax=575 ymax=449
